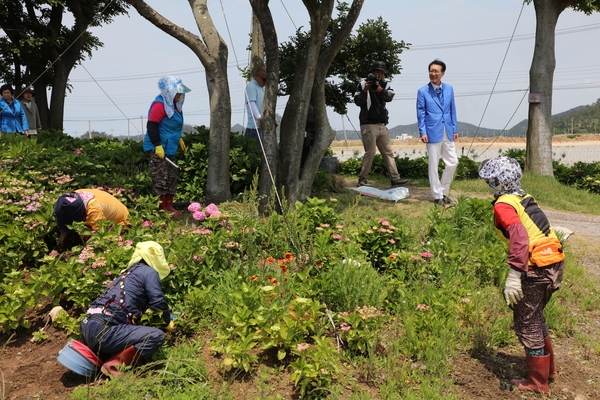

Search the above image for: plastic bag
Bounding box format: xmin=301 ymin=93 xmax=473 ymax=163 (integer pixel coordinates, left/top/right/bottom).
xmin=350 ymin=186 xmax=409 ymax=202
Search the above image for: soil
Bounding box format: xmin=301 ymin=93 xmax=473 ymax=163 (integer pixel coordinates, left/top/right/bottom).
xmin=2 ymin=179 xmax=600 ymax=399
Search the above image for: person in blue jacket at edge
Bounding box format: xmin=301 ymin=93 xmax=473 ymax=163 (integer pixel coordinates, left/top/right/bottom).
xmin=0 ymin=84 xmax=29 ymax=136
xmin=80 ymin=241 xmax=175 ymax=377
xmin=142 ymin=76 xmax=190 ymax=216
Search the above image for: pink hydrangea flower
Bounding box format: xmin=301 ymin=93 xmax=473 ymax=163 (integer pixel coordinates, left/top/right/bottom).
xmin=193 ymin=211 xmax=206 ymax=221
xmin=142 ymin=220 xmax=154 ymax=228
xmin=205 ymin=203 xmax=221 ymax=217
xmin=188 ymin=202 xmax=202 ymax=212
xmin=297 ymin=343 xmax=310 ymax=351
xmin=421 ymin=252 xmax=433 ymax=259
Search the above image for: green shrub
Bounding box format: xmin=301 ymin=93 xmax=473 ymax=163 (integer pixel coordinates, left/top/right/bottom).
xmin=354 ymin=217 xmax=412 ymax=271
xmin=319 ymin=258 xmax=387 ymax=312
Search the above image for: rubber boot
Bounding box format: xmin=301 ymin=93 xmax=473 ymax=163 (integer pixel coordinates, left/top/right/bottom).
xmin=164 ymin=195 xmax=182 ymax=216
xmin=544 ymin=336 xmax=557 ymax=380
xmin=158 ymin=195 xmax=169 ymax=212
xmin=100 ymin=346 xmax=141 ymax=378
xmin=510 ymin=353 xmax=550 ymax=394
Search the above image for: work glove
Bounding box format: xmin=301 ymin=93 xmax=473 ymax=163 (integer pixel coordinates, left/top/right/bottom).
xmin=155 ymin=145 xmax=165 ymax=159
xmin=165 ymin=320 xmax=176 ymax=332
xmin=178 ymin=138 xmax=186 ymax=153
xmin=503 ymin=268 xmax=523 ymax=307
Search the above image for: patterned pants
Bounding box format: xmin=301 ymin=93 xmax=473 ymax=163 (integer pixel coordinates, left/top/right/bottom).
xmin=146 ymin=151 xmax=179 ymax=196
xmin=512 ymin=261 xmax=564 ymax=349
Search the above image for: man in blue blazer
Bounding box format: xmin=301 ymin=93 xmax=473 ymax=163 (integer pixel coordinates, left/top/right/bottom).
xmin=417 ymin=59 xmax=459 ymax=206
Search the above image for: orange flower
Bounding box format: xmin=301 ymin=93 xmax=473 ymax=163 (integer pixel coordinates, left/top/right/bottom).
xmin=266 ymin=256 xmax=276 ymax=263
xmin=280 ymin=264 xmax=288 ymax=274
xmin=249 ymin=275 xmax=259 ymax=281
xmin=284 ymin=252 xmax=293 ymax=261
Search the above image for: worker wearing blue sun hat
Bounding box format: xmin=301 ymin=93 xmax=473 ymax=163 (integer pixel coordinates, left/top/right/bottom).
xmin=143 ymin=76 xmax=191 ymax=216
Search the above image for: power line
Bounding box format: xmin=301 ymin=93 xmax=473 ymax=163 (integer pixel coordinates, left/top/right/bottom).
xmin=410 ymin=23 xmax=600 ymax=50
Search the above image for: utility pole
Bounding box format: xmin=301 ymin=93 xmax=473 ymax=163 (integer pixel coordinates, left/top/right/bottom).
xmin=88 ymin=121 xmax=92 ymax=139
xmin=341 ymin=114 xmax=347 ymax=148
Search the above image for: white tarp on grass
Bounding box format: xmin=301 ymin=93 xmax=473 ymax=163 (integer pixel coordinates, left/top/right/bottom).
xmin=350 ymin=186 xmax=410 ymax=202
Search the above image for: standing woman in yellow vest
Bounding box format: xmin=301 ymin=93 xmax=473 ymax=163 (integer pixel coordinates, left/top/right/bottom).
xmin=478 ymin=157 xmax=564 ymax=395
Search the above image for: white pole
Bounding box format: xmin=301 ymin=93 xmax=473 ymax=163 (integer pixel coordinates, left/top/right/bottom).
xmin=341 ymin=114 xmax=348 ymax=148
xmin=88 ymin=120 xmax=91 ymax=139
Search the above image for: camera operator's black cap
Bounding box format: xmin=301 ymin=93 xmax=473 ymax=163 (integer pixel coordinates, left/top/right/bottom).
xmin=370 ymin=61 xmax=388 ymax=74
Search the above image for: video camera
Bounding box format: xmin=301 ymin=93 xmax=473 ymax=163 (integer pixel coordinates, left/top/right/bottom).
xmin=366 ymin=73 xmax=379 ymax=90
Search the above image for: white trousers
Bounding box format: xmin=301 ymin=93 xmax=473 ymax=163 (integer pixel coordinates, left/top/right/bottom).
xmin=426 ymin=132 xmax=458 ymax=200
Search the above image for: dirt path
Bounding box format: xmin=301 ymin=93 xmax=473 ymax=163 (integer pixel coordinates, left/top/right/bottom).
xmin=543 ymin=209 xmax=600 ymax=238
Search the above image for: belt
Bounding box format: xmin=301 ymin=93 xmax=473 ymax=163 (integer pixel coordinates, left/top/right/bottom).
xmin=87 ymin=307 xmax=113 ymax=316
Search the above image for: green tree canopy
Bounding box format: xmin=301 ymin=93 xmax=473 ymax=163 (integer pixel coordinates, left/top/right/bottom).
xmin=278 ymin=4 xmax=409 ymax=115
xmin=0 ymin=0 xmax=129 ymax=130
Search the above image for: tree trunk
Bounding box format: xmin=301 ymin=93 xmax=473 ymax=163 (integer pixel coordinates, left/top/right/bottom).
xmin=49 ymin=64 xmax=70 ymax=130
xmin=250 ymin=0 xmax=281 ymax=213
xmin=275 ymin=0 xmax=365 ymax=205
xmin=190 ymin=1 xmax=232 ymax=204
xmin=127 ymin=0 xmax=232 ymax=203
xmin=251 ymin=14 xmax=264 ymax=71
xmin=526 ymin=0 xmax=566 ymax=175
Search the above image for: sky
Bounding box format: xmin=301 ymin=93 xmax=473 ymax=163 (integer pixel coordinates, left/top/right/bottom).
xmin=59 ymin=0 xmax=600 ymax=138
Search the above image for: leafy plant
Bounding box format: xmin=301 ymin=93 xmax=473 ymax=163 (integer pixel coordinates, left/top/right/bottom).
xmin=289 ymin=336 xmax=339 ymax=399
xmin=354 ymin=217 xmax=412 ymax=271
xmin=336 ymin=305 xmax=388 ymax=355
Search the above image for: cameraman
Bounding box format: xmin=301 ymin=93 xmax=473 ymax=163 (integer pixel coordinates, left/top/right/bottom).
xmin=354 ymin=61 xmax=409 ymax=188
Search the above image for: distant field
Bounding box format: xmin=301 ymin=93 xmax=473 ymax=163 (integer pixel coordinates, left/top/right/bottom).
xmin=330 ymin=134 xmax=600 ymax=164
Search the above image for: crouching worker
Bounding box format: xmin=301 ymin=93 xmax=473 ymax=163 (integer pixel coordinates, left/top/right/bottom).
xmin=80 ymin=241 xmax=175 ymax=377
xmin=478 ymin=157 xmax=564 ymax=394
xmin=54 ymin=189 xmax=130 ymax=248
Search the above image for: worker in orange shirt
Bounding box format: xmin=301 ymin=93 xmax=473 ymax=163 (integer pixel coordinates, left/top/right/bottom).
xmin=54 ymin=189 xmax=130 ymax=248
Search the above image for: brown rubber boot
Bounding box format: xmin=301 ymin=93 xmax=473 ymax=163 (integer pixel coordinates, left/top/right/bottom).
xmin=100 ymin=346 xmax=141 ymax=377
xmin=544 ymin=336 xmax=557 ymax=380
xmin=164 ymin=195 xmax=182 ymax=216
xmin=510 ymin=353 xmax=550 ymax=394
xmin=158 ymin=195 xmax=169 ymax=212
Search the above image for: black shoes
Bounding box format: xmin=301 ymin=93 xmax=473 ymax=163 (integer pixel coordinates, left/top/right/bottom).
xmin=391 ymin=178 xmax=410 ymax=188
xmin=434 ymin=196 xmax=454 ymax=206
xmin=358 ymin=178 xmax=410 ymax=187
